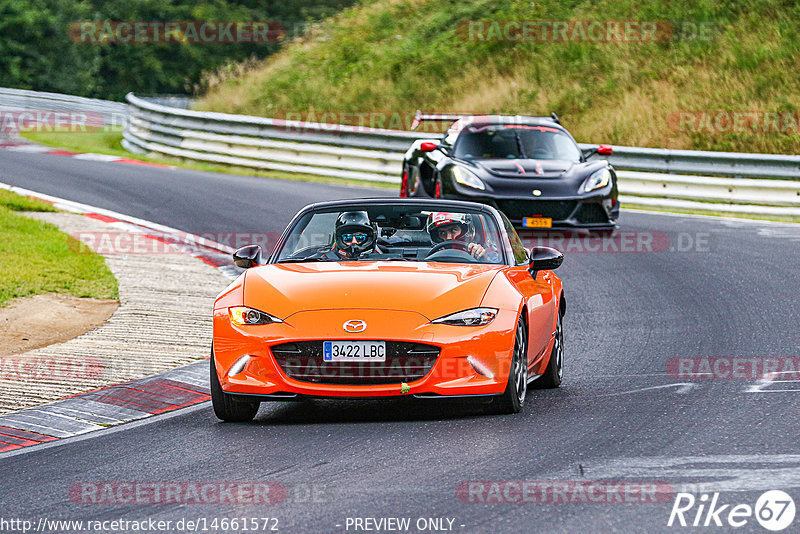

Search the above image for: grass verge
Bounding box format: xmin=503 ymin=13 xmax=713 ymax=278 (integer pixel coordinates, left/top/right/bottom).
xmin=0 ymin=190 xmax=118 ymax=307
xmin=623 ymin=203 xmax=800 ymax=224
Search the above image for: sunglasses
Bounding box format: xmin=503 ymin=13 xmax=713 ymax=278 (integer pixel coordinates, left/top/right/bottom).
xmin=341 ymin=233 xmax=368 ymax=243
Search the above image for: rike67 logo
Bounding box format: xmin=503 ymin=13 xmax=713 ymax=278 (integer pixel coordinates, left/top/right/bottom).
xmin=668 ymin=490 xmax=796 ymax=531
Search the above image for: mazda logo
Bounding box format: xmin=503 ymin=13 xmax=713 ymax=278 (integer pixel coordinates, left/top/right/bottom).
xmin=343 ymin=320 xmax=367 ymax=333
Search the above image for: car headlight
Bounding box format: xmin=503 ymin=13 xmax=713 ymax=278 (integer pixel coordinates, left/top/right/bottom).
xmin=229 ymin=306 xmax=283 ymax=326
xmin=432 ymin=307 xmax=498 ymax=326
xmin=452 ymin=166 xmax=485 ymax=190
xmin=581 ymin=167 xmax=611 ymax=193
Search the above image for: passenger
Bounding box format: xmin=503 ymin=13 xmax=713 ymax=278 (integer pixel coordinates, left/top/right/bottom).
xmin=326 ymin=211 xmax=382 ymax=260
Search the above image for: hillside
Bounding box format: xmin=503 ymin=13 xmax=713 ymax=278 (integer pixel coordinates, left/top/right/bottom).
xmin=198 ymin=0 xmax=800 ymax=154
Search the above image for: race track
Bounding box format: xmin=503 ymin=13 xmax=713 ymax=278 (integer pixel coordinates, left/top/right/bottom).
xmin=2 ymin=150 xmax=799 ymax=533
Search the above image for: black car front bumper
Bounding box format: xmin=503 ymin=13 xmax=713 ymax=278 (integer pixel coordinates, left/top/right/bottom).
xmin=443 ymin=192 xmax=618 ymax=230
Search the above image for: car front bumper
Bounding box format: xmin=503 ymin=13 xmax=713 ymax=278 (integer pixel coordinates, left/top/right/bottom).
xmin=212 ymin=308 xmax=518 ymax=399
xmin=443 ymin=180 xmax=619 ymax=229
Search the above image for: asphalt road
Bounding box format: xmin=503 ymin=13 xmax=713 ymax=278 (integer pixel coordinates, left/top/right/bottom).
xmin=2 ymin=150 xmax=800 ymax=533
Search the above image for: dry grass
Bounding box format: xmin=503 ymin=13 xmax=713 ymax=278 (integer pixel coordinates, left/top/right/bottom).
xmin=197 ymin=0 xmax=800 ymax=154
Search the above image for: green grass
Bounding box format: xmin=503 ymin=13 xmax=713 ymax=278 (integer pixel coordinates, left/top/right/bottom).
xmin=623 ymin=203 xmax=800 ymax=223
xmin=20 ymin=130 xmax=395 ymax=190
xmin=198 ymin=0 xmax=800 ymax=155
xmin=0 ymin=191 xmax=118 ymax=307
xmin=21 ymin=130 xmax=133 ymax=159
xmin=0 ymin=189 xmax=58 ymax=212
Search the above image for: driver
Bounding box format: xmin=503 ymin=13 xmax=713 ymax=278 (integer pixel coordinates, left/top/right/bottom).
xmin=325 ymin=210 xmax=382 ymax=260
xmin=425 ymin=212 xmax=487 ymax=260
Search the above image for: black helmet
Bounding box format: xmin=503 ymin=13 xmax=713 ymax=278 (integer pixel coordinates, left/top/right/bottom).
xmin=426 ymin=212 xmax=472 ymax=243
xmin=334 ymin=211 xmax=376 ymax=258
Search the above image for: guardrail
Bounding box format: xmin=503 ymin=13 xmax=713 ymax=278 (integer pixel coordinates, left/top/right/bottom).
xmin=123 ymin=93 xmax=438 ymax=183
xmin=2 ymin=88 xmax=797 ymax=217
xmin=590 ymin=145 xmax=800 ymax=181
xmin=0 ymin=88 xmax=126 ymax=125
xmin=123 ymin=92 xmax=800 ymax=216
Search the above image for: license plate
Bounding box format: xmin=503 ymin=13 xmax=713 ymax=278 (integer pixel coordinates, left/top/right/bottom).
xmin=523 ymin=217 xmax=553 ymax=228
xmin=323 ymin=341 xmax=386 ymax=362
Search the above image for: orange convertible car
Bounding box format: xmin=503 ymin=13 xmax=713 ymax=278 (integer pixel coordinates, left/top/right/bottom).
xmin=211 ymin=199 xmax=565 ymax=421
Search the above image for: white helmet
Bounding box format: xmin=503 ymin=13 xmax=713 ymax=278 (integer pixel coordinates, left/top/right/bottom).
xmin=426 ymin=212 xmax=473 ymax=243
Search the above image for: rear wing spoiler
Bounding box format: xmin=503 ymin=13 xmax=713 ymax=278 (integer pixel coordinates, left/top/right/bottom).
xmin=541 ymin=112 xmax=560 ymax=124
xmin=410 ymin=110 xmax=560 ymax=130
xmin=410 ymin=111 xmax=466 ymax=130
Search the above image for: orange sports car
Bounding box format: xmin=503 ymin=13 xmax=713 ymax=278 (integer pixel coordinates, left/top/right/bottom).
xmin=211 ymin=199 xmax=565 ymax=421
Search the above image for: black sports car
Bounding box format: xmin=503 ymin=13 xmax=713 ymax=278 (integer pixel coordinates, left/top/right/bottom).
xmin=400 ymin=112 xmax=619 ymax=231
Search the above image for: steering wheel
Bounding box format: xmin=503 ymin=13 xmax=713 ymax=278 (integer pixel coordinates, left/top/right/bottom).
xmin=427 ymin=240 xmax=470 ymax=256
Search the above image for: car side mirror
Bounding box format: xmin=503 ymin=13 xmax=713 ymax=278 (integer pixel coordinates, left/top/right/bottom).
xmin=528 ymin=246 xmax=563 ymax=279
xmin=420 ymin=142 xmax=438 ymax=152
xmin=233 ymin=245 xmax=263 ymax=269
xmin=583 ymin=144 xmax=613 ymax=159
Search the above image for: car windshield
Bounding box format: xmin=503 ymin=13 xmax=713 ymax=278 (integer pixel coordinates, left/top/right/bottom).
xmin=452 ymin=125 xmax=581 ymax=161
xmin=274 ymin=205 xmax=506 ymax=265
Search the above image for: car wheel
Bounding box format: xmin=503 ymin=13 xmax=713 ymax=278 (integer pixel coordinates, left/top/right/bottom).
xmin=491 ymin=315 xmax=527 ymax=414
xmin=210 ymin=350 xmax=260 ymax=422
xmin=531 ymin=311 xmax=563 ymax=389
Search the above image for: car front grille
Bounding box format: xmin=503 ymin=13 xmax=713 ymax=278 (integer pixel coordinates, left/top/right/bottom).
xmin=271 ymin=341 xmax=440 ymax=385
xmin=574 ymin=203 xmax=610 ymax=224
xmin=495 ymin=200 xmax=578 ymax=221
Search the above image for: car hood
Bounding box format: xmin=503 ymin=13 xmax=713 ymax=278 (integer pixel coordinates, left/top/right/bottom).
xmin=471 ymin=159 xmax=575 ymax=179
xmin=454 ymin=159 xmax=610 ymax=197
xmin=243 ymin=262 xmax=503 ymax=321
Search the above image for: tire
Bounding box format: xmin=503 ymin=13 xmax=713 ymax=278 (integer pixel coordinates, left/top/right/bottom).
xmin=210 ymin=351 xmax=260 ymax=422
xmin=531 ymin=311 xmax=563 ymax=389
xmin=491 ymin=315 xmax=528 ymax=414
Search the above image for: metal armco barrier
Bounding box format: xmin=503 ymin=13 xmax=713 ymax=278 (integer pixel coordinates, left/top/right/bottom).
xmin=2 ymin=88 xmax=798 ymax=217
xmin=123 ymin=93 xmax=436 ymax=183
xmin=0 ymin=88 xmax=126 ymax=125
xmin=122 ymin=93 xmax=800 ymax=216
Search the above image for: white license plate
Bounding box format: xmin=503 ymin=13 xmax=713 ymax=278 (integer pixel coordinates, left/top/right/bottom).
xmin=323 ymin=341 xmax=386 ymax=362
